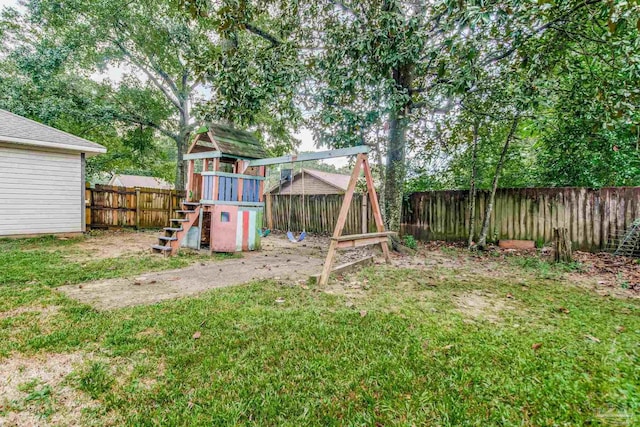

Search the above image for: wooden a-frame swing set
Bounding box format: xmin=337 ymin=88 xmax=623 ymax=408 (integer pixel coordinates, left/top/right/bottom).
xmin=250 ymin=146 xmax=394 ymax=286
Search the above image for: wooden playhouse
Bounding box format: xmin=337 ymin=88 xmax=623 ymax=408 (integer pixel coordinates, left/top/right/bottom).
xmin=152 ymin=124 xmax=267 ymax=254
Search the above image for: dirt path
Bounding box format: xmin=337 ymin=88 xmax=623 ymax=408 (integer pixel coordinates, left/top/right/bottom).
xmin=64 ymin=230 xmax=159 ymax=262
xmin=58 ymin=232 xmax=377 ymax=310
xmin=59 ymin=251 xmax=324 ymax=310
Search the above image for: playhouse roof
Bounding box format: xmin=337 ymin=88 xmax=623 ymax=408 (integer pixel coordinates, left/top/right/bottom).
xmin=190 ymin=123 xmax=268 ymax=159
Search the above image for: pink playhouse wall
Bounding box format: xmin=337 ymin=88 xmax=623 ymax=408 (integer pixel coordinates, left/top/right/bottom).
xmin=211 ymin=205 xmax=239 ymax=252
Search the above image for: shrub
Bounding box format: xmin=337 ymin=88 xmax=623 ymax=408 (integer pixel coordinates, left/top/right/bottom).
xmin=402 ymin=235 xmax=418 ymax=250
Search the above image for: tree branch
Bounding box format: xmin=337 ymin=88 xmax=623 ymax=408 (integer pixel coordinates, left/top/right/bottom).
xmin=482 ymin=0 xmax=603 ymax=65
xmin=113 ymin=20 xmax=183 ymax=98
xmin=113 ymin=108 xmax=179 ymax=141
xmin=112 ymin=39 xmax=183 ymax=112
xmin=243 ymin=23 xmax=282 ymax=46
xmin=134 ymin=118 xmax=179 ymax=141
xmin=328 ymin=0 xmax=359 ymax=17
xmin=147 ymin=54 xmax=182 ymax=97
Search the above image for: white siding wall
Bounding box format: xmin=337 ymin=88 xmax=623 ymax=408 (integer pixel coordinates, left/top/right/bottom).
xmin=0 ymin=144 xmax=82 ymax=235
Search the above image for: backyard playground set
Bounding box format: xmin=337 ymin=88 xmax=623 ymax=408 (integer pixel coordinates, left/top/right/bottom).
xmin=151 ymin=124 xmax=395 ymax=286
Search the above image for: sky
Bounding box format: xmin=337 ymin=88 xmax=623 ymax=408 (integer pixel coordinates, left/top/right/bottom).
xmin=0 ymin=0 xmax=347 ymax=167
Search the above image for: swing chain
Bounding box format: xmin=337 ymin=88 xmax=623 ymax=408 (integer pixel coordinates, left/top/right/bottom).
xmin=287 ymin=164 xmax=293 ymax=232
xmin=301 ymin=168 xmax=305 ymax=232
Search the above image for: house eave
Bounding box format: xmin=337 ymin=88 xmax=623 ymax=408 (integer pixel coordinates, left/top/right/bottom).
xmin=0 ymin=135 xmax=107 ymax=156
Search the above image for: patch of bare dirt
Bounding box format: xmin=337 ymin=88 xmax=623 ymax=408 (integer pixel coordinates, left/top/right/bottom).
xmin=262 ymin=231 xmax=377 ymax=264
xmin=402 ymin=241 xmax=640 ymax=299
xmin=0 ymin=305 xmax=60 ymax=321
xmin=324 ymin=279 xmax=370 ymax=299
xmin=454 ymin=290 xmax=515 ymax=323
xmin=569 ymin=251 xmax=640 ymax=296
xmin=59 ymin=244 xmax=325 ymax=310
xmin=59 ymin=231 xmax=380 ymax=310
xmin=0 ymin=352 xmax=101 ymax=427
xmin=65 ymin=230 xmax=158 ymax=262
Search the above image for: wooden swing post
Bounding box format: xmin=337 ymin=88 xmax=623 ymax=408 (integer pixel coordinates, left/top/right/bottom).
xmin=318 ymin=153 xmax=393 ymax=286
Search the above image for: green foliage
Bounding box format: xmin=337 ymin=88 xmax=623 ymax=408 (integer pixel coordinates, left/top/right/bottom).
xmin=3 ymin=0 xmax=640 ymax=195
xmin=408 ymin=0 xmax=640 ymax=191
xmin=402 ymin=234 xmax=417 ymax=250
xmin=1 ymin=0 xmax=305 ymax=187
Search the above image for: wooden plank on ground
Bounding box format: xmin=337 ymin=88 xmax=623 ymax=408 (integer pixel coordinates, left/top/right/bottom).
xmin=308 ymin=256 xmax=375 ymax=285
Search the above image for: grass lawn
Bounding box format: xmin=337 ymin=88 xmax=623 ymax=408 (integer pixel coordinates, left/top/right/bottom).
xmin=0 ymin=234 xmax=638 ymax=426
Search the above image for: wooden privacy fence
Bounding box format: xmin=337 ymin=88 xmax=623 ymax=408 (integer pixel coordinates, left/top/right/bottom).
xmin=402 ymin=187 xmax=640 ymax=251
xmin=265 ymin=193 xmax=376 ymax=235
xmin=85 ymin=184 xmax=185 ymax=229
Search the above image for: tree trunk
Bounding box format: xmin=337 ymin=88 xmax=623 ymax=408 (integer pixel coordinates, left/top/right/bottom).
xmin=384 ymin=65 xmax=412 ymax=232
xmin=174 ymin=97 xmax=191 ymax=191
xmin=175 ymin=136 xmax=187 ymax=191
xmin=467 ymin=121 xmax=479 ymax=249
xmin=384 ymin=108 xmax=407 ymax=232
xmin=373 ymin=130 xmax=386 ymax=222
xmin=477 ymin=116 xmax=519 ymax=250
xmin=553 ymin=227 xmax=573 ymax=263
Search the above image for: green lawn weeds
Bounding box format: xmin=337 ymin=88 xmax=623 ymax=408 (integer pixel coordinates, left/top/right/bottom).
xmin=0 ymin=234 xmax=638 ymax=426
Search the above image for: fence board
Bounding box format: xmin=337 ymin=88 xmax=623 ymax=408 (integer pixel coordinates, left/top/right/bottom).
xmin=402 ymin=187 xmax=640 ymax=251
xmin=86 ymin=184 xmax=185 ymax=230
xmin=267 ymin=194 xmax=365 ymax=235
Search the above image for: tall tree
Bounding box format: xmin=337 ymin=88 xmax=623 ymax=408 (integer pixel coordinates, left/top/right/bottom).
xmin=0 ymin=16 xmax=175 ymax=180
xmin=476 ymin=116 xmax=520 ymax=250
xmin=304 ymin=1 xmax=465 ymax=231
xmin=5 ymin=0 xmax=303 ymax=188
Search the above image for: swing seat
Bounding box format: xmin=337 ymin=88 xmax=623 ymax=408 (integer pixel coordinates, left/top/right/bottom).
xmin=259 ymin=228 xmax=271 ymax=237
xmin=286 ymin=231 xmax=307 ymax=243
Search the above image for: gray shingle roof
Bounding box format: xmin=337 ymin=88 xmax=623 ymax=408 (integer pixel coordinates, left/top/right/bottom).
xmin=303 ymin=169 xmax=351 ymax=191
xmin=0 ymin=109 xmax=106 ymax=153
xmin=108 ymin=174 xmax=174 ymax=190
xmin=267 ymin=168 xmax=351 ymax=194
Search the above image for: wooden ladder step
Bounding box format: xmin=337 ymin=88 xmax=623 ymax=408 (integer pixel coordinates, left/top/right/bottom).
xmin=153 ymin=203 xmax=200 ymax=256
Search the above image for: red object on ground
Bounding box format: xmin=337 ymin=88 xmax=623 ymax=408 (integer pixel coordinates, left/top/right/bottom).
xmin=498 ymin=240 xmax=536 ymax=250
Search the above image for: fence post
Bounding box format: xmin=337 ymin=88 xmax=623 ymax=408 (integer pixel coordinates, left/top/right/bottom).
xmin=361 ymin=193 xmax=368 ymax=234
xmin=85 ymin=182 xmax=92 ymax=230
xmin=135 ymin=187 xmax=141 ymax=230
xmin=266 ymin=192 xmax=273 ymax=229
xmin=168 ymin=189 xmax=174 ymax=225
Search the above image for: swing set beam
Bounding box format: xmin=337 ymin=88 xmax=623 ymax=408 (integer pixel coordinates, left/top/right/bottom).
xmin=252 ymin=145 xmax=389 ymax=285
xmin=247 ymin=146 xmax=369 ymax=167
